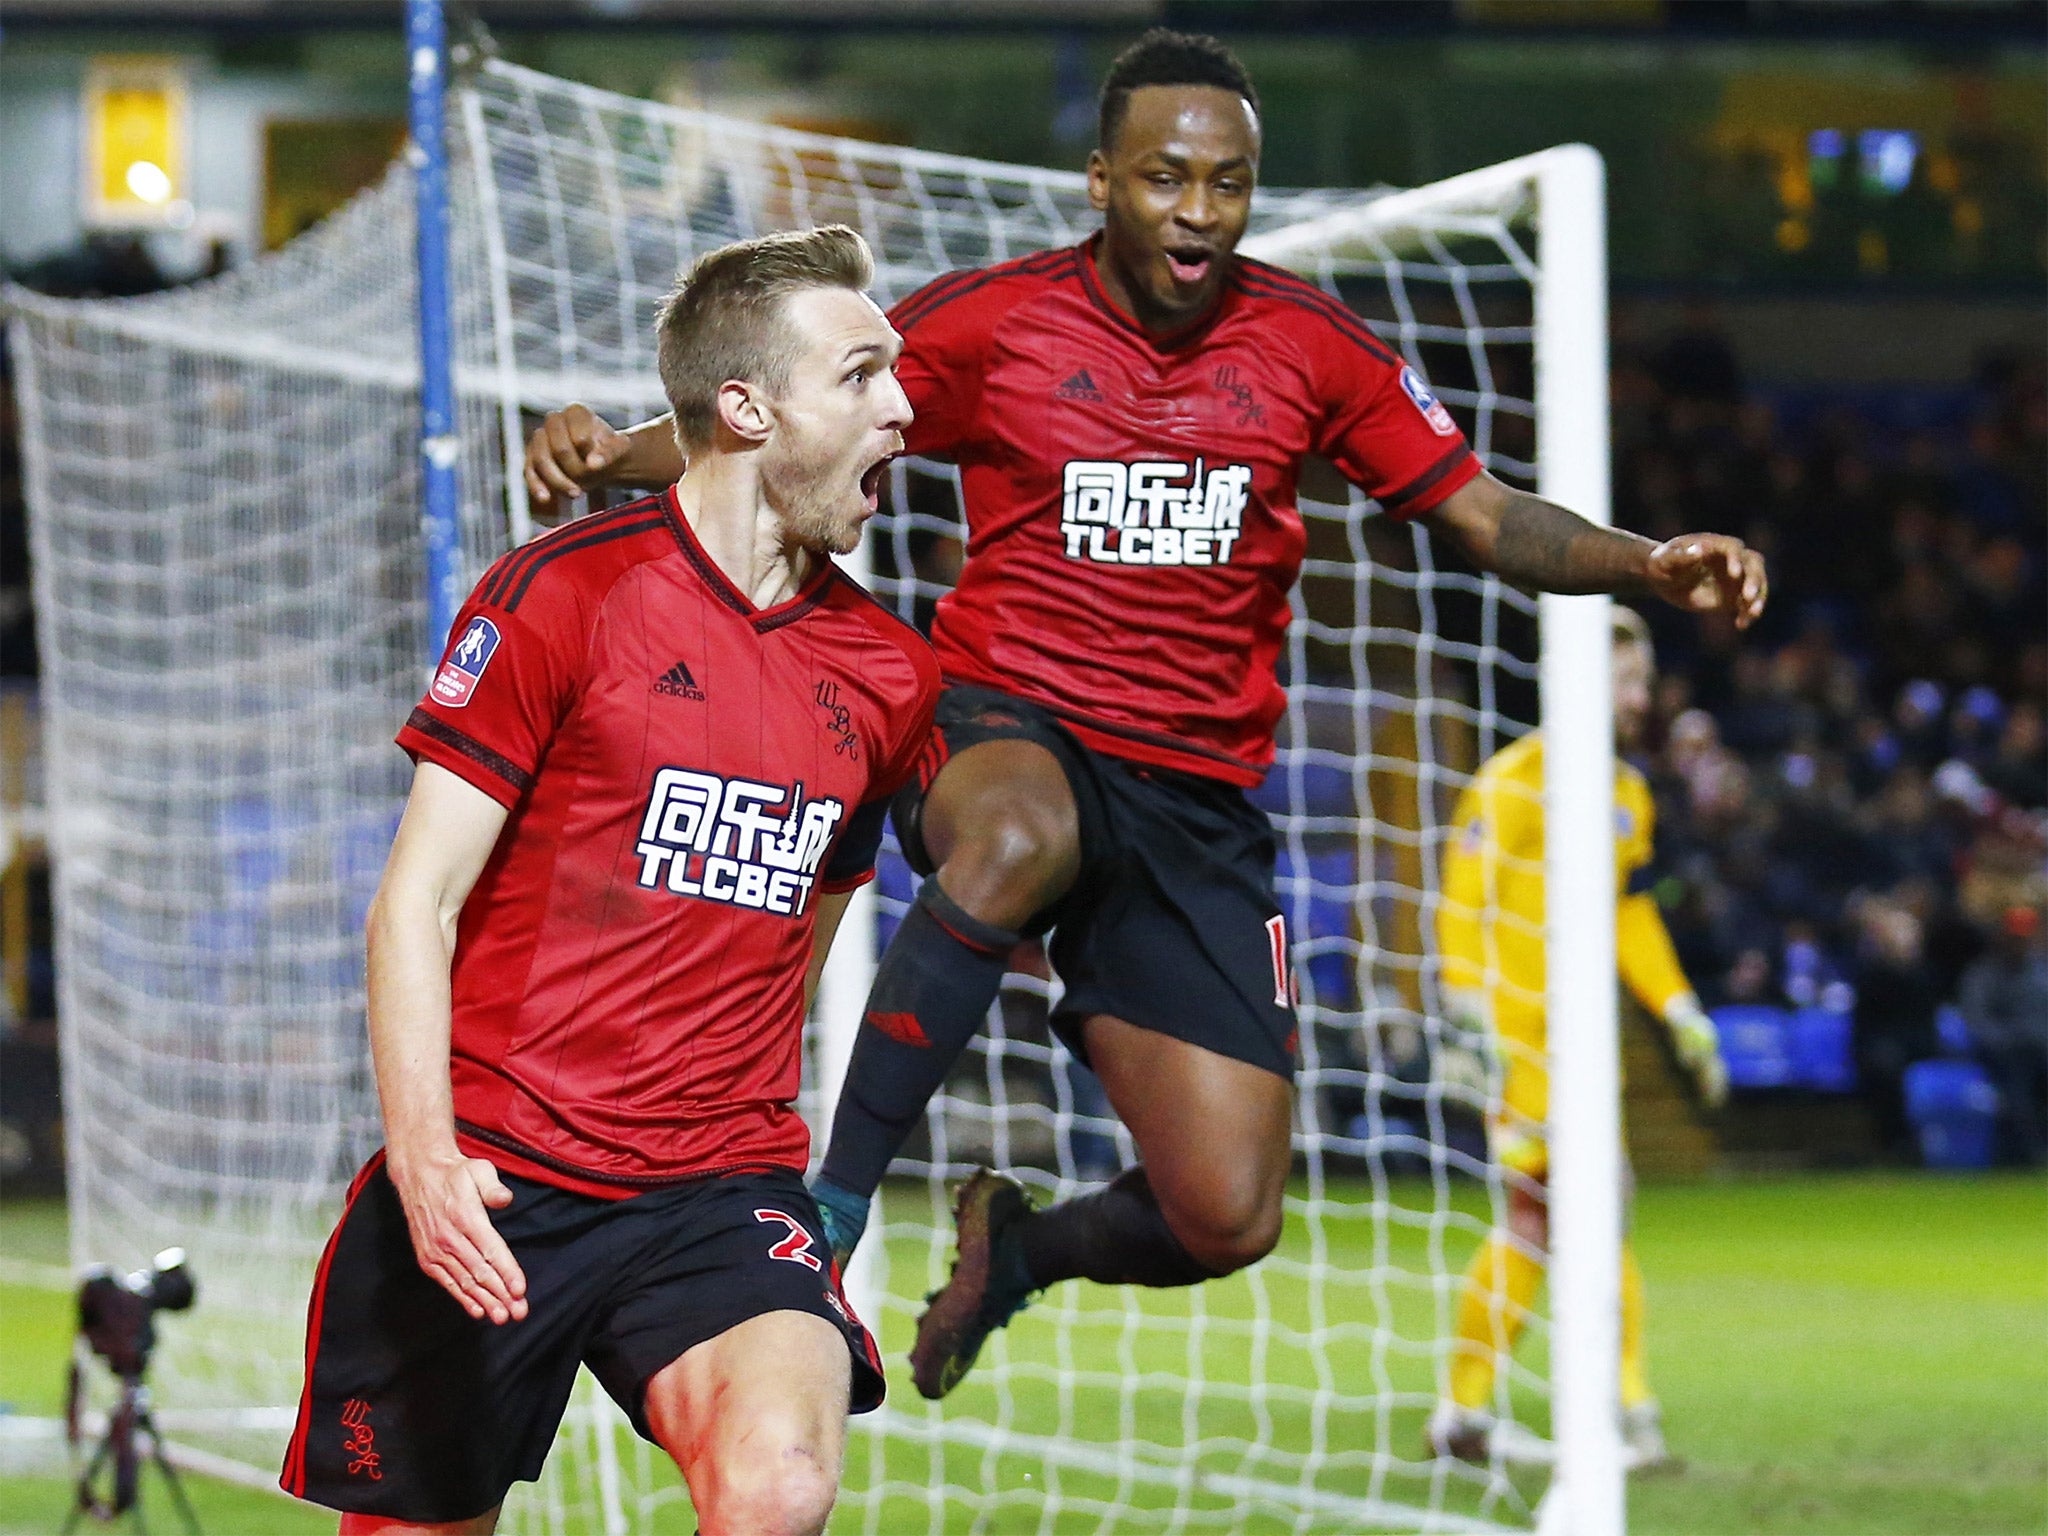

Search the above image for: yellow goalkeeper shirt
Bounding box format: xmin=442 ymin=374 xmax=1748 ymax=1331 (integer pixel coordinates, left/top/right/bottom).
xmin=1436 ymin=733 xmax=1692 ymax=1130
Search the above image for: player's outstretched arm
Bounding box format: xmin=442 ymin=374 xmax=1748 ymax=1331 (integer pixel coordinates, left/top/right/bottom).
xmin=523 ymin=404 xmax=687 ymax=511
xmin=1423 ymin=470 xmax=1768 ymax=629
xmin=366 ymin=761 xmax=529 ymax=1324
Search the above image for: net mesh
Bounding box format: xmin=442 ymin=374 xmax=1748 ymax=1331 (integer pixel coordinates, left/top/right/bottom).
xmin=8 ymin=55 xmax=1564 ymax=1533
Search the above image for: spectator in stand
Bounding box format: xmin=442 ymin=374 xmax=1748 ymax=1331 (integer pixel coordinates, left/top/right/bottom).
xmin=1850 ymin=898 xmax=1945 ymax=1161
xmin=1984 ymin=701 xmax=2046 ymax=811
xmin=1861 ymin=765 xmax=1961 ymax=891
xmin=1955 ymin=906 xmax=2048 ymax=1166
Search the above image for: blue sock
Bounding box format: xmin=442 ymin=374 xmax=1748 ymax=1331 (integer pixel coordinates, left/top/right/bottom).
xmin=811 ymin=1175 xmax=872 ymax=1266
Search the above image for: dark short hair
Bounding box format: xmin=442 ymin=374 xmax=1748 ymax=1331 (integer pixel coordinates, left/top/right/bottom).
xmin=655 ymin=224 xmax=874 ymax=450
xmin=1098 ymin=28 xmax=1259 ymax=153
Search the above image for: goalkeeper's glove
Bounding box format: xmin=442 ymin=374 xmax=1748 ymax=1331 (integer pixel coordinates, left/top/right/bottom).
xmin=1663 ymin=994 xmax=1727 ymax=1109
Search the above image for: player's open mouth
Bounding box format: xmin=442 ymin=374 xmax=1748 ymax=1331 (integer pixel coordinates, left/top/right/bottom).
xmin=1164 ymin=247 xmax=1214 ymax=286
xmin=859 ymin=453 xmax=896 ymax=513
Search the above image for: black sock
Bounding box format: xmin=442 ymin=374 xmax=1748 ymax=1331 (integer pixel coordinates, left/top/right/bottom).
xmin=818 ymin=878 xmax=1022 ymax=1201
xmin=1011 ymin=1167 xmax=1224 ymax=1290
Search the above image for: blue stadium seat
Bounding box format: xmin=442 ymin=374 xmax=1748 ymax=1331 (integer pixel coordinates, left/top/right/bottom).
xmin=1712 ymin=1004 xmax=1797 ymax=1089
xmin=1788 ymin=1006 xmax=1857 ymax=1092
xmin=1903 ymin=1058 xmax=1999 ymax=1170
xmin=1247 ymin=760 xmax=1355 ymax=820
xmin=1934 ymin=1004 xmax=1973 ymax=1056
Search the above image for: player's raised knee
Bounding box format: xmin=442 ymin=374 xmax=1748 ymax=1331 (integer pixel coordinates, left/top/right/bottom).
xmin=946 ymin=799 xmax=1079 ymax=907
xmin=695 ymin=1449 xmax=837 ymax=1536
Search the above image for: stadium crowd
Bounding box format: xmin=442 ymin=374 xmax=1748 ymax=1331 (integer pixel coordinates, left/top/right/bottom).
xmin=1609 ymin=308 xmax=2046 ymax=1163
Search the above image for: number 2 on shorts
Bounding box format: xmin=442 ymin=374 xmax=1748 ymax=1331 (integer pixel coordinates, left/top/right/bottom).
xmin=754 ymin=1209 xmax=822 ymax=1271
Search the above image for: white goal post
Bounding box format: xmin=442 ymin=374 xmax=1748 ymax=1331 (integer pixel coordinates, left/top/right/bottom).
xmin=6 ymin=54 xmax=1621 ymax=1536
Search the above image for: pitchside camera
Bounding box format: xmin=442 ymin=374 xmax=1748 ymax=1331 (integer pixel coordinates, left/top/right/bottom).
xmin=76 ymin=1248 xmax=196 ymax=1380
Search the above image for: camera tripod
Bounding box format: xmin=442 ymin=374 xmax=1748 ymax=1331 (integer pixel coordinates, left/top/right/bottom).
xmin=62 ymin=1370 xmax=202 ymax=1536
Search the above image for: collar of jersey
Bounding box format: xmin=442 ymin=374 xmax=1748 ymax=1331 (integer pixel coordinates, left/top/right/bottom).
xmin=1075 ymin=230 xmax=1236 ymax=354
xmin=661 ymin=484 xmax=836 ymax=632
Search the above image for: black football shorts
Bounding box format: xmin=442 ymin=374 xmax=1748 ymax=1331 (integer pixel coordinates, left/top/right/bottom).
xmin=894 ymin=683 xmax=1300 ymax=1079
xmin=281 ymin=1155 xmax=883 ymax=1525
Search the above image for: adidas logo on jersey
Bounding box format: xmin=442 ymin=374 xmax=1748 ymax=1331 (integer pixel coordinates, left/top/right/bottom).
xmin=653 ymin=659 xmax=706 ymax=701
xmin=1055 ymin=368 xmax=1104 ymax=403
xmin=633 ymin=767 xmax=845 ymax=918
xmin=1059 ymin=457 xmax=1253 ymax=567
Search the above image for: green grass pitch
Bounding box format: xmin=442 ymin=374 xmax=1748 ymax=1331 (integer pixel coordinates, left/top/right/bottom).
xmin=1 ymin=1173 xmax=2041 ymax=1535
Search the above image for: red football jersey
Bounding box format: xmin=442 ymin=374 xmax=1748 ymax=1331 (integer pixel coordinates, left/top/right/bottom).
xmin=890 ymin=236 xmax=1481 ymax=785
xmin=396 ymin=491 xmax=940 ymax=1195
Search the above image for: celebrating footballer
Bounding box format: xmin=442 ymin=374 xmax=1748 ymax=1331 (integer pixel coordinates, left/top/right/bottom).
xmin=284 ymin=226 xmax=936 ymax=1535
xmin=526 ymin=29 xmax=1767 ymax=1405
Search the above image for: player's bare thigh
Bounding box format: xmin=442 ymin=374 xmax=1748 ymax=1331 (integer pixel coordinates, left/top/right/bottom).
xmin=1082 ymin=1013 xmax=1293 ymax=1274
xmin=919 ymin=738 xmax=1082 ymax=930
xmin=644 ymin=1309 xmax=849 ymax=1536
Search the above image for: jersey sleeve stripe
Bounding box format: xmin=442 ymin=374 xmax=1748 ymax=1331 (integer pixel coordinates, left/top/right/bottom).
xmin=499 ymin=512 xmax=668 ymax=612
xmin=889 ymin=247 xmax=1076 ymax=333
xmin=402 ymin=707 xmax=536 ymax=796
xmin=1377 ymin=442 xmax=1482 ymax=515
xmin=1232 ymin=266 xmax=1403 ymax=363
xmin=481 ymin=497 xmax=667 ymax=607
xmin=1231 ymin=268 xmax=1405 ymax=368
xmin=820 ymin=796 xmax=890 ymax=890
xmin=887 ymin=267 xmax=984 ymax=332
xmin=481 ymin=497 xmax=636 ymax=605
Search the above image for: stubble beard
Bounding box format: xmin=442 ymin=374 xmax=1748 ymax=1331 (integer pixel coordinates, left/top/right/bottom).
xmin=765 ymin=433 xmax=863 ymax=557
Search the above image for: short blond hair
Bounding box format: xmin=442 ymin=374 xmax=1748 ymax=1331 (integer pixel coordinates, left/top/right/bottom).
xmin=655 ymin=224 xmax=875 ymax=450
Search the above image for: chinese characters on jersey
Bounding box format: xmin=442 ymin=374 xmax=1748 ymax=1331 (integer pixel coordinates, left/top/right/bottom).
xmin=1059 ymin=458 xmax=1254 ymax=567
xmin=633 ymin=768 xmax=845 ymax=917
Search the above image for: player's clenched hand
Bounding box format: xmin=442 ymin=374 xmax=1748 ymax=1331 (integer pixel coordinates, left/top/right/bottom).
xmin=389 ymin=1152 xmax=530 ymax=1325
xmin=524 ymin=403 xmax=629 ymax=510
xmin=1644 ymin=533 xmax=1768 ymax=631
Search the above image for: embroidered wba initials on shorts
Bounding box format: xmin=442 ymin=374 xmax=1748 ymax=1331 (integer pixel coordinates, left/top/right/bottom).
xmin=339 ymin=1399 xmax=381 ymax=1481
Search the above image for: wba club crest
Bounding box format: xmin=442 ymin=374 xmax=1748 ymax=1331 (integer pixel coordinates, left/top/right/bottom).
xmin=1399 ymin=367 xmax=1458 ymax=437
xmin=431 ymin=616 xmax=500 ymax=707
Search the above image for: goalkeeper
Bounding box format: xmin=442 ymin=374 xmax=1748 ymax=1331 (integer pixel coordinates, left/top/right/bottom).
xmin=1429 ymin=606 xmax=1726 ymax=1470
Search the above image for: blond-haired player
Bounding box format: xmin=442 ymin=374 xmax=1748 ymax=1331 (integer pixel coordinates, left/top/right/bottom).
xmin=1428 ymin=606 xmax=1726 ymax=1469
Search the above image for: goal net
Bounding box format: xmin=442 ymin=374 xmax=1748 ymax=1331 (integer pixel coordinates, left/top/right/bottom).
xmin=7 ymin=54 xmax=1611 ymax=1536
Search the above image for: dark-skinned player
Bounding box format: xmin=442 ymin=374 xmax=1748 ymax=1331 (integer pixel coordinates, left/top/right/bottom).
xmin=523 ymin=30 xmax=1767 ymax=1402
